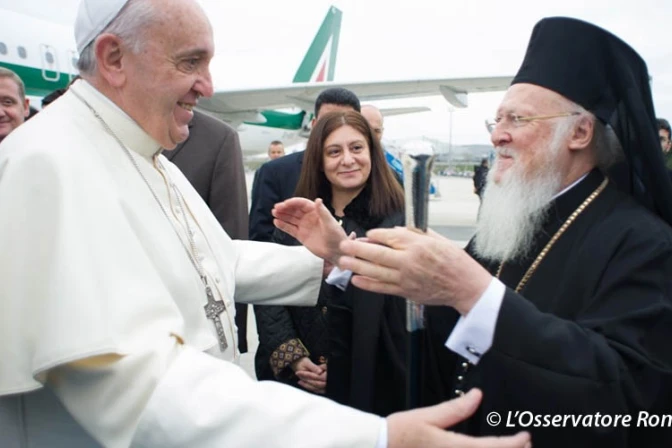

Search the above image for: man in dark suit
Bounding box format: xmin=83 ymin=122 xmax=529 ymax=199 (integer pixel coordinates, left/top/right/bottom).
xmin=249 ymin=87 xmax=361 ymax=242
xmin=164 ymin=109 xmax=251 ymax=353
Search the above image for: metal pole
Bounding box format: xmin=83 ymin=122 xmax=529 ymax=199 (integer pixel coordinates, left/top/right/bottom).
xmin=448 ymin=107 xmax=454 ymax=159
xmin=401 ymin=142 xmax=435 ymax=410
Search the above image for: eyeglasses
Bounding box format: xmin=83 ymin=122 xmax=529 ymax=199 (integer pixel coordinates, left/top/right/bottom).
xmin=485 ymin=112 xmax=581 ymax=134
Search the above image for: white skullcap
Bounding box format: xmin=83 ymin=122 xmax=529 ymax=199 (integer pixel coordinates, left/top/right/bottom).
xmin=75 ymin=0 xmax=130 ymax=53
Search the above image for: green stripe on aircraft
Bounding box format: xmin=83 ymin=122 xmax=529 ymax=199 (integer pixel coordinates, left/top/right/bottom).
xmin=256 ymin=110 xmax=305 ymax=130
xmin=292 ymin=6 xmax=341 ymax=83
xmin=0 ymin=61 xmax=72 ymax=97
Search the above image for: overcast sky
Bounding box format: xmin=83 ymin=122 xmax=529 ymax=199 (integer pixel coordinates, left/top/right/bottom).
xmin=4 ymin=0 xmax=671 ymax=145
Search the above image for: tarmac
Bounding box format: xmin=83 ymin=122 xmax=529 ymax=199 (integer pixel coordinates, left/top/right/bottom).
xmin=238 ymin=174 xmax=479 ymax=378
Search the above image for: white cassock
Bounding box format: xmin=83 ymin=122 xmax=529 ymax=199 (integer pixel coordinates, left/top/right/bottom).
xmin=0 ymin=80 xmax=383 ymax=447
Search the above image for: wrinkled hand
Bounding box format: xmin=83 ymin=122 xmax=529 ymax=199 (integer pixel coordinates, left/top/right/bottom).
xmin=338 ymin=227 xmax=492 ymax=315
xmin=387 ymin=389 xmax=531 ymax=448
xmin=273 ymin=198 xmax=347 ymax=264
xmin=292 ymin=357 xmax=327 ymax=394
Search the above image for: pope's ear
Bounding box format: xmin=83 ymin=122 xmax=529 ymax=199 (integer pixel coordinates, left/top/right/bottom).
xmin=94 ymin=33 xmax=127 ymax=88
xmin=568 ymin=115 xmax=594 ymax=152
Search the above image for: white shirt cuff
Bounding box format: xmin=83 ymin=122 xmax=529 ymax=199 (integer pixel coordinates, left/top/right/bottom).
xmin=376 ymin=418 xmax=388 ymax=448
xmin=445 ymin=277 xmax=505 ymax=365
xmin=325 ymin=266 xmax=353 ymax=291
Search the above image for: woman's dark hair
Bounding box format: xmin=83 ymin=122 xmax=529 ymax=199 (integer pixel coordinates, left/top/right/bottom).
xmin=295 ymin=110 xmax=404 ymax=218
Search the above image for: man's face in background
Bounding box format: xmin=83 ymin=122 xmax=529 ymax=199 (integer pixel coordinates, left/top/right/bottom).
xmin=659 ymin=128 xmax=671 ymax=153
xmin=268 ymin=143 xmax=285 ymax=160
xmin=0 ymin=77 xmax=29 ymax=143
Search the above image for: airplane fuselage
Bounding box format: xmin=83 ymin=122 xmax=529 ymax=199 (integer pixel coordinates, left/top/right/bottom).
xmin=236 ymin=123 xmax=304 ymax=156
xmin=0 ymin=11 xmax=78 ymax=98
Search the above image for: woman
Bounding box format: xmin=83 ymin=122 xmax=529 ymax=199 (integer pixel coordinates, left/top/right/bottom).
xmin=255 ymin=111 xmax=408 ymax=416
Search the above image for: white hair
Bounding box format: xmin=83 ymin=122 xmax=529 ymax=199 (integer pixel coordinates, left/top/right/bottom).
xmin=555 ymin=96 xmax=623 ymax=172
xmin=592 ymin=120 xmax=624 ymax=171
xmin=77 ymin=0 xmax=157 ymax=76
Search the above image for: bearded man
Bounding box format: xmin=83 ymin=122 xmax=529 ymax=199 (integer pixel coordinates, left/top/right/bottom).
xmin=273 ymin=17 xmax=672 ymax=448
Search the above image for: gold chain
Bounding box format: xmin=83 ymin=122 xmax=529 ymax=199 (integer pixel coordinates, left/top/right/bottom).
xmin=496 ymin=177 xmax=609 ymax=293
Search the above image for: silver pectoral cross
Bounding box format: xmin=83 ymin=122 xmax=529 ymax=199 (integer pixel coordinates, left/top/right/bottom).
xmin=203 ymin=284 xmax=228 ymax=352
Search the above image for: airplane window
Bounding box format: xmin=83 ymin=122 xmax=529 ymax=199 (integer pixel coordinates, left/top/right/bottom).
xmin=18 ymin=46 xmax=27 ymax=59
xmin=0 ymin=43 xmax=7 ymax=55
xmin=45 ymin=51 xmax=54 ymax=64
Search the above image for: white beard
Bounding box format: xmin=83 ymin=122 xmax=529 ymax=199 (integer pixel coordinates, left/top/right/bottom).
xmin=472 ymin=124 xmax=572 ymax=263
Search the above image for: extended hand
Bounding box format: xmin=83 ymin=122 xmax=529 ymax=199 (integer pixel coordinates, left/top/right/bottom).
xmin=273 ymin=198 xmax=347 ymax=264
xmin=338 ymin=228 xmax=492 ymax=315
xmin=387 ymin=389 xmax=531 ymax=448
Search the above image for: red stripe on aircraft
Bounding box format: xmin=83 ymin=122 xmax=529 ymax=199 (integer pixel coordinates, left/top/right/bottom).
xmin=315 ymin=61 xmax=327 ymax=82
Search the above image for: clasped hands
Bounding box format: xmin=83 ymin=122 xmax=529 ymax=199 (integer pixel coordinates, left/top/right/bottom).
xmin=291 ymin=356 xmax=327 ymax=394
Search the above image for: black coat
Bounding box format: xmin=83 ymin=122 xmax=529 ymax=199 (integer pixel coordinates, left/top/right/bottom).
xmin=421 ymin=170 xmax=672 ymax=447
xmin=255 ymin=190 xmax=408 ymax=416
xmin=165 ymin=110 xmax=248 ymax=241
xmin=249 ymin=151 xmax=304 ymax=242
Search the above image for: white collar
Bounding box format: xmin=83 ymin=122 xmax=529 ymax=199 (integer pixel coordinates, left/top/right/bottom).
xmin=69 ymin=80 xmax=163 ymax=158
xmin=552 ymin=172 xmax=589 ymax=201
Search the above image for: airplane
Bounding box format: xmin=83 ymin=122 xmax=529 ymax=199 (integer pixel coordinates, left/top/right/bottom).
xmin=0 ymin=10 xmax=78 ymax=98
xmin=0 ymin=6 xmax=513 ymax=157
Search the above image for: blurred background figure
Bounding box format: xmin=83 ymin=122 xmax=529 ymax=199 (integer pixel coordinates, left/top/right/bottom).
xmin=41 ymin=88 xmax=67 ymax=108
xmin=658 ymin=118 xmax=672 ymax=172
xmin=267 ymin=140 xmax=285 ymax=160
xmin=473 ymin=157 xmax=489 ymax=203
xmin=361 ymin=104 xmax=404 ymax=186
xmin=41 ymin=76 xmax=80 ymax=109
xmin=361 ymin=105 xmax=384 ymax=141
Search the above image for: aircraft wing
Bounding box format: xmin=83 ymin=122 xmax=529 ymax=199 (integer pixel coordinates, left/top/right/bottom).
xmin=197 ymin=76 xmax=513 ymax=122
xmin=379 ymin=106 xmax=431 ymax=117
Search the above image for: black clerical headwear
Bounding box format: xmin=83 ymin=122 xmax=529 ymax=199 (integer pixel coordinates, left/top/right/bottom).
xmin=512 ymin=17 xmax=672 ymax=226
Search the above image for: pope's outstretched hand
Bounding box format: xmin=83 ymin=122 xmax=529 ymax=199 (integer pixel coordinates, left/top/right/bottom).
xmin=273 ymin=197 xmax=346 ymax=264
xmin=389 ymin=388 xmax=530 ymax=448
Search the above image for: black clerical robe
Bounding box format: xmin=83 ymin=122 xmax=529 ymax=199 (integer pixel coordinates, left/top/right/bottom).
xmin=422 ymin=169 xmax=672 ymax=447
